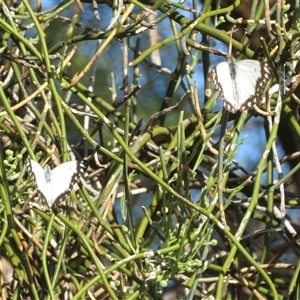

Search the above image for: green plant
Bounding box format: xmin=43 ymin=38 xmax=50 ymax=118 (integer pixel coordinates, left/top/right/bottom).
xmin=0 ymin=1 xmax=299 ymax=299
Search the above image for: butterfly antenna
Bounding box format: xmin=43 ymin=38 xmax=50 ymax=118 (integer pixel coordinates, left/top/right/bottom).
xmin=228 ymin=25 xmax=236 ymax=57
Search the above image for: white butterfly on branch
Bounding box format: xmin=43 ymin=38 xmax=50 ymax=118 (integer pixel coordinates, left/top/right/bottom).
xmin=26 ymin=159 xmax=88 ymax=208
xmin=210 ymin=29 xmax=273 ymax=113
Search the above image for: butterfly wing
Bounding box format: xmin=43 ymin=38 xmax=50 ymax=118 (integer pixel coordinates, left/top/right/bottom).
xmin=211 ymin=61 xmax=238 ymax=112
xmin=26 ymin=159 xmax=52 ymax=206
xmin=212 ymin=58 xmax=272 ymax=113
xmin=49 ymin=160 xmax=88 ymax=207
xmin=234 ymin=60 xmax=272 ymax=111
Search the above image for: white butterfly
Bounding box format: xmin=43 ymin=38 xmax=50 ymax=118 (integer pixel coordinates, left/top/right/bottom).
xmin=211 ymin=56 xmax=272 ymax=113
xmin=26 ymin=159 xmax=88 ymax=208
